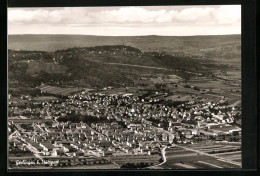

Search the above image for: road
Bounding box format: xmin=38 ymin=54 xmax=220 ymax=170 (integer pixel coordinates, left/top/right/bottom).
xmin=148 ymin=146 xmax=167 ymax=169
xmin=106 ymin=63 xmax=201 ymax=76
xmin=86 ymin=124 xmax=106 ymax=138
xmin=9 ymin=130 xmax=20 ymax=139
xmin=106 ymin=63 xmax=168 ymax=70
xmin=143 ymin=119 xmax=175 ymax=143
xmin=143 ymin=119 xmax=241 ymax=168
xmin=13 ymin=134 xmax=44 ymax=161
xmin=154 ymin=127 xmax=175 ymax=143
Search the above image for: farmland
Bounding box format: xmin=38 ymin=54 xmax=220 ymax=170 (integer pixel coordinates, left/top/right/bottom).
xmin=31 ymin=96 xmax=59 ymax=101
xmin=38 ymin=85 xmax=83 ymax=96
xmin=8 ymin=43 xmax=238 ymax=90
xmin=159 ymin=142 xmax=241 ymax=169
xmin=181 ymin=143 xmax=241 ymax=155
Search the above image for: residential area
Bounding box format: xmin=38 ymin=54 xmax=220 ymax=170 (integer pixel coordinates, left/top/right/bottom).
xmin=8 ymin=85 xmax=241 ymax=169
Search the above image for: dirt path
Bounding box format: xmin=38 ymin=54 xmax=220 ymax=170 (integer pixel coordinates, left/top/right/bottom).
xmin=106 ymin=63 xmax=168 ymax=70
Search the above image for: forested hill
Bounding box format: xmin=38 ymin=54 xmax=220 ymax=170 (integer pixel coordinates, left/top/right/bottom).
xmin=8 ymin=34 xmax=241 ymax=60
xmin=8 ymin=45 xmax=228 ymax=89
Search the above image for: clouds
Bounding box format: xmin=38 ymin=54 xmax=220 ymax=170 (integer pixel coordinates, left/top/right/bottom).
xmin=8 ymin=5 xmax=241 ymax=36
xmin=213 ymin=5 xmax=241 ymax=25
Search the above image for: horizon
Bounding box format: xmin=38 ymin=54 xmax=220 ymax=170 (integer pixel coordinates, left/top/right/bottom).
xmin=8 ymin=34 xmax=241 ymax=37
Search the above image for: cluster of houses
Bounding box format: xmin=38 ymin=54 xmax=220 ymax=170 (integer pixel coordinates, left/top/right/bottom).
xmin=91 ymin=122 xmax=164 ymax=156
xmin=8 ymin=121 xmax=116 ymax=168
xmin=8 ymin=88 xmax=241 ymax=168
xmin=54 ymin=46 xmax=144 ymax=63
xmin=8 ymin=119 xmax=163 ymax=168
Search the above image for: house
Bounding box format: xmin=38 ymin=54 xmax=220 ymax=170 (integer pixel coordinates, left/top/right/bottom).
xmin=75 ymin=151 xmax=84 ymax=157
xmin=99 ymin=140 xmax=112 ymax=147
xmin=171 ymin=122 xmax=182 ymax=128
xmin=103 ymin=151 xmax=113 ymax=156
xmin=52 ymin=149 xmax=65 ymax=156
xmin=28 ymin=141 xmax=42 ymax=151
xmin=162 ymin=133 xmax=169 ymax=141
xmin=39 ymin=142 xmax=55 ymax=151
xmin=32 ymin=135 xmax=44 ymax=143
xmin=212 ymin=125 xmax=241 ymax=135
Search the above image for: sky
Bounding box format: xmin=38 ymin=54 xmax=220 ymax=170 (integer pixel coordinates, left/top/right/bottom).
xmin=8 ymin=5 xmax=241 ymax=36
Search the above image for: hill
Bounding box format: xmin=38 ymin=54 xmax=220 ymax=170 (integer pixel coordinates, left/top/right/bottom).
xmin=8 ymin=34 xmax=241 ymax=60
xmin=8 ymin=45 xmax=228 ymax=89
xmin=26 ymin=61 xmax=67 ymax=75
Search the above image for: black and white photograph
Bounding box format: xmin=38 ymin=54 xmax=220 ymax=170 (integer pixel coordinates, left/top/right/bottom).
xmin=7 ymin=5 xmax=243 ymax=170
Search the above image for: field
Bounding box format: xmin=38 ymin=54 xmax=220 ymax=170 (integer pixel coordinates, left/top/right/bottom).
xmin=150 ymin=75 xmax=182 ymax=84
xmin=31 ymin=96 xmax=59 ymax=101
xmin=165 ymin=94 xmax=193 ymax=102
xmin=184 ymin=143 xmax=241 ymax=155
xmin=38 ymin=85 xmax=83 ymax=96
xmin=189 ymin=77 xmax=240 ymax=91
xmin=159 ymin=142 xmax=241 ymax=169
xmin=215 ymin=151 xmax=241 ymax=163
xmin=185 ymin=73 xmax=241 ymax=104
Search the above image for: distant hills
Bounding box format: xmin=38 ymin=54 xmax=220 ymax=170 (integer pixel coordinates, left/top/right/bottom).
xmin=8 ymin=34 xmax=241 ymax=60
xmin=8 ymin=45 xmax=228 ymax=89
xmin=8 ymin=34 xmax=240 ymax=90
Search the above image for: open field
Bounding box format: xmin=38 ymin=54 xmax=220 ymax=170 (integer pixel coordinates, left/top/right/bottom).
xmin=189 ymin=77 xmax=240 ymax=91
xmin=31 ymin=96 xmax=59 ymax=101
xmin=180 ymin=142 xmax=241 ymax=163
xmin=165 ymin=95 xmax=193 ymax=102
xmin=38 ymin=85 xmax=83 ymax=96
xmin=160 ymin=146 xmax=241 ymax=169
xmin=185 ymin=74 xmax=241 ymax=104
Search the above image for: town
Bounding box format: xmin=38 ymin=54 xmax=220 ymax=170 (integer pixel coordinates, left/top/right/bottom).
xmin=8 ymin=83 xmax=241 ymax=169
xmin=7 ymin=4 xmax=244 ymax=170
